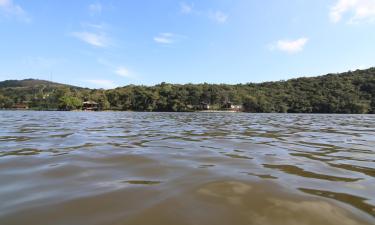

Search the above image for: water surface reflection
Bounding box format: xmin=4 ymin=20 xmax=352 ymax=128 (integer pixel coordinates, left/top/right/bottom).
xmin=0 ymin=111 xmax=374 ymax=224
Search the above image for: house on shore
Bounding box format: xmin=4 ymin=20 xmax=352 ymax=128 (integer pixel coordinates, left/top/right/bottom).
xmin=199 ymin=102 xmax=210 ymax=110
xmin=82 ymin=101 xmax=99 ymax=111
xmin=222 ymin=102 xmax=243 ymax=112
xmin=12 ymin=103 xmax=29 ymax=110
xmin=190 ymin=102 xmax=210 ymax=111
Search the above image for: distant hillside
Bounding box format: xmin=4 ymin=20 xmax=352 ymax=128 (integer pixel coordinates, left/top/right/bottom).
xmin=0 ymin=79 xmax=74 ymax=88
xmin=0 ymin=68 xmax=375 ymax=113
xmin=0 ymin=79 xmax=87 ymax=110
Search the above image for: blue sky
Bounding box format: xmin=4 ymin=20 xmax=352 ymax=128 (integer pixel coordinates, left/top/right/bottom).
xmin=0 ymin=0 xmax=375 ymax=88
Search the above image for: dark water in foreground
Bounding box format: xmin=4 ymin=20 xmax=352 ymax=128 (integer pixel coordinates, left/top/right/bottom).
xmin=0 ymin=111 xmax=375 ymax=225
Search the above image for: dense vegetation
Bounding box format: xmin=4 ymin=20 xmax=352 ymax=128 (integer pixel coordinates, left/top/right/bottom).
xmin=1 ymin=68 xmax=375 ymax=113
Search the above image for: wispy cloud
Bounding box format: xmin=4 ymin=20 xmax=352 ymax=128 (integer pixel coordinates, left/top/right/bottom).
xmin=82 ymin=22 xmax=105 ymax=29
xmin=85 ymin=79 xmax=116 ymax=89
xmin=71 ymin=22 xmax=111 ymax=48
xmin=209 ymin=10 xmax=229 ymax=24
xmin=153 ymin=33 xmax=186 ymax=45
xmin=179 ymin=2 xmax=229 ymax=24
xmin=89 ymin=2 xmax=102 ymax=15
xmin=330 ymin=0 xmax=375 ymax=23
xmin=97 ymin=58 xmax=136 ymax=80
xmin=71 ymin=31 xmax=109 ymax=48
xmin=154 ymin=33 xmax=176 ymax=44
xmin=114 ymin=66 xmax=132 ymax=78
xmin=269 ymin=37 xmax=309 ymax=54
xmin=180 ymin=2 xmax=194 ymax=14
xmin=0 ymin=0 xmax=30 ymax=22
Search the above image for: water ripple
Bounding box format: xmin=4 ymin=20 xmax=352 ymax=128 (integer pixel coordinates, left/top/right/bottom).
xmin=0 ymin=111 xmax=374 ymax=224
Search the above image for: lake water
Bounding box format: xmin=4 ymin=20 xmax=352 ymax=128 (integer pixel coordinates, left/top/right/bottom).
xmin=0 ymin=111 xmax=374 ymax=225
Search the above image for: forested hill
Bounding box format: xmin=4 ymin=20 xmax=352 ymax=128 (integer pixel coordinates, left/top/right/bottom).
xmin=0 ymin=68 xmax=375 ymax=113
xmin=0 ymin=79 xmax=75 ymax=88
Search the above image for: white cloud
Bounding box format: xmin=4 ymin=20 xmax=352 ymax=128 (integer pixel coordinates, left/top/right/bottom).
xmin=209 ymin=10 xmax=228 ymax=24
xmin=71 ymin=21 xmax=111 ymax=48
xmin=114 ymin=66 xmax=131 ymax=78
xmin=154 ymin=33 xmax=175 ymax=44
xmin=179 ymin=3 xmax=229 ymax=24
xmin=71 ymin=31 xmax=109 ymax=48
xmin=86 ymin=79 xmax=116 ymax=89
xmin=89 ymin=2 xmax=102 ymax=15
xmin=0 ymin=0 xmax=30 ymax=22
xmin=154 ymin=33 xmax=187 ymax=44
xmin=97 ymin=59 xmax=136 ymax=80
xmin=82 ymin=22 xmax=105 ymax=29
xmin=270 ymin=37 xmax=309 ymax=54
xmin=180 ymin=2 xmax=194 ymax=14
xmin=330 ymin=0 xmax=375 ymax=23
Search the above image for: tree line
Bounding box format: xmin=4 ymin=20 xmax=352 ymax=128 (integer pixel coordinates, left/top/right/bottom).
xmin=0 ymin=68 xmax=374 ymax=113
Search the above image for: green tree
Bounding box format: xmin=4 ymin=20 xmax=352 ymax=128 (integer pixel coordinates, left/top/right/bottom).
xmin=0 ymin=94 xmax=13 ymax=108
xmin=59 ymin=96 xmax=82 ymax=111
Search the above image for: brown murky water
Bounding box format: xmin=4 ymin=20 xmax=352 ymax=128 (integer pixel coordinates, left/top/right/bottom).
xmin=0 ymin=111 xmax=374 ymax=225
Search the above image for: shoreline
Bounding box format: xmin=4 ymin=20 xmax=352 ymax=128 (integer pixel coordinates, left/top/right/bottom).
xmin=1 ymin=109 xmax=374 ymax=115
xmin=0 ymin=109 xmax=244 ymax=113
